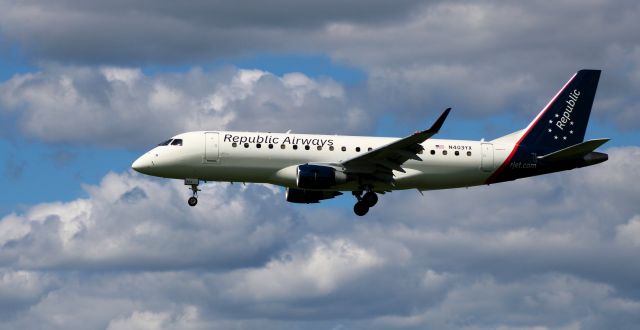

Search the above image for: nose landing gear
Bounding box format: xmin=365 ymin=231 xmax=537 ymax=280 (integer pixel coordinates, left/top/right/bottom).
xmin=185 ymin=178 xmax=200 ymax=207
xmin=352 ymin=187 xmax=378 ymax=216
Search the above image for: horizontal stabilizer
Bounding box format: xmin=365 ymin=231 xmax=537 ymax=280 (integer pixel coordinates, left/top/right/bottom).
xmin=538 ymin=138 xmax=609 ymax=162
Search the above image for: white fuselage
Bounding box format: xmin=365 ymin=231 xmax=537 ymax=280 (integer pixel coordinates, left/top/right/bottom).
xmin=132 ymin=131 xmax=515 ymax=191
xmin=129 ymin=70 xmax=607 ymax=215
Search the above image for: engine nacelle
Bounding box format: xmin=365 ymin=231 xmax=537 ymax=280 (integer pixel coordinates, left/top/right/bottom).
xmin=286 ymin=188 xmax=342 ymax=204
xmin=296 ymin=164 xmax=348 ymax=189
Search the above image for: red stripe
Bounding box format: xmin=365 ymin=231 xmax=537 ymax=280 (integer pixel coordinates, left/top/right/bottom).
xmin=485 ymin=72 xmax=577 ymax=184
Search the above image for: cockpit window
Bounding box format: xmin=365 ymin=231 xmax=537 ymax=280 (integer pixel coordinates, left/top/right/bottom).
xmin=171 ymin=139 xmax=183 ymax=146
xmin=158 ymin=139 xmax=172 ymax=146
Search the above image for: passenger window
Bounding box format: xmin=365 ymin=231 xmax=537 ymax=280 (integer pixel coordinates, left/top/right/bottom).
xmin=443 ymin=150 xmax=447 ymax=155
xmin=430 ymin=150 xmax=435 ymax=155
xmin=232 ymin=142 xmax=237 ymax=148
xmin=281 ymin=144 xmax=286 ymax=149
xmin=330 ymin=146 xmax=335 ymax=151
xmin=368 ymin=147 xmax=373 ymax=151
xmin=244 ymin=143 xmax=249 ymax=148
xmin=256 ymin=143 xmax=261 ymax=148
xmin=455 ymin=151 xmax=459 ymax=156
xmin=305 ymin=145 xmax=310 ymax=150
xmin=293 ymin=145 xmax=298 ymax=150
xmin=268 ymin=144 xmax=273 ymax=149
xmin=356 ymin=147 xmax=361 ymax=152
xmin=158 ymin=139 xmax=172 ymax=146
xmin=467 ymin=151 xmax=472 ymax=156
xmin=341 ymin=146 xmax=346 ymax=152
xmin=171 ymin=139 xmax=183 ymax=146
xmin=317 ymin=146 xmax=322 ymax=151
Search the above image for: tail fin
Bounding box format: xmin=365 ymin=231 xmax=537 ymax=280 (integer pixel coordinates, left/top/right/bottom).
xmin=519 ymin=69 xmax=601 ymax=153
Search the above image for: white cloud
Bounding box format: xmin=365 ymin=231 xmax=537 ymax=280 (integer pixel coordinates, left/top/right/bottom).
xmin=615 ymin=216 xmax=640 ymax=247
xmin=226 ymin=236 xmax=382 ymax=301
xmin=0 ymin=66 xmax=370 ymax=147
xmin=373 ymin=274 xmax=624 ymax=329
xmin=1 ymin=1 xmax=640 ymax=327
xmin=101 ymin=67 xmax=142 ymax=86
xmin=421 ymin=269 xmax=452 ymax=291
xmin=106 ymin=307 xmax=203 ymax=330
xmin=2 ymin=1 xmax=640 ymax=128
xmin=0 ymin=171 xmax=304 ymax=271
xmin=0 ymin=147 xmax=639 ymax=329
xmin=0 ymin=270 xmax=58 ymax=318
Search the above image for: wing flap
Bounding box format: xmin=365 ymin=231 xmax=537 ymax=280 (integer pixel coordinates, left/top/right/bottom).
xmin=375 ymin=159 xmax=406 ymax=173
xmin=393 ymin=149 xmax=423 ymax=161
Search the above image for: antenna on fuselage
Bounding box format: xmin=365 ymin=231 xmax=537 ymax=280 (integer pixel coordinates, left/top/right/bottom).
xmin=285 ymin=130 xmax=291 ymax=134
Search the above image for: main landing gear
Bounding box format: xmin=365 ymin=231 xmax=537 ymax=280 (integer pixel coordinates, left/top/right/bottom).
xmin=352 ymin=188 xmax=378 ymax=216
xmin=185 ymin=178 xmax=200 ymax=207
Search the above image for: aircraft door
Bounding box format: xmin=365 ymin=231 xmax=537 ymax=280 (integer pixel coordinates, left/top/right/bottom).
xmin=481 ymin=143 xmax=494 ymax=172
xmin=205 ymin=132 xmax=220 ymax=162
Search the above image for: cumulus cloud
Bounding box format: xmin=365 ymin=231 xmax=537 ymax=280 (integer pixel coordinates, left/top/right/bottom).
xmin=225 ymin=237 xmax=383 ymax=301
xmin=0 ymin=0 xmax=424 ymax=64
xmin=105 ymin=308 xmax=203 ymax=330
xmin=323 ymin=1 xmax=640 ymax=123
xmin=0 ymin=66 xmax=370 ymax=147
xmin=1 ymin=147 xmax=639 ymax=329
xmin=2 ymin=1 xmax=640 ymax=126
xmin=0 ymin=172 xmax=303 ymax=271
xmin=616 ymin=216 xmax=640 ymax=248
xmin=373 ymin=273 xmax=639 ymax=329
xmin=1 ymin=1 xmax=640 ymax=328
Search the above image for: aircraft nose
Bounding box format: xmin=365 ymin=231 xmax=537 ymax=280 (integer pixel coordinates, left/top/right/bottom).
xmin=131 ymin=154 xmax=153 ymax=174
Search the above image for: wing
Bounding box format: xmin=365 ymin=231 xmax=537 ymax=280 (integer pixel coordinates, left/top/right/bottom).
xmin=340 ymin=108 xmax=451 ymax=186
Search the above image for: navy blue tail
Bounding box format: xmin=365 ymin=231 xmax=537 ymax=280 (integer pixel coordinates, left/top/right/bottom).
xmin=520 ymin=69 xmax=601 ymax=153
xmin=486 ymin=70 xmax=603 ymax=184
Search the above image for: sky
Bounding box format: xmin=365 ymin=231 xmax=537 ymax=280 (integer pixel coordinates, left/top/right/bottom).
xmin=0 ymin=0 xmax=639 ymax=329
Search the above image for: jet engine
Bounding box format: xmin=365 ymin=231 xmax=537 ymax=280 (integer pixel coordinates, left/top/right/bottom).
xmin=296 ymin=164 xmax=348 ymax=189
xmin=286 ymin=188 xmax=342 ymax=204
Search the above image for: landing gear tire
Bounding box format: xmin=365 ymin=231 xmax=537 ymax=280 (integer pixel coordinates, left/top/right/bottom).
xmin=185 ymin=178 xmax=201 ymax=207
xmin=354 ymin=201 xmax=369 ymax=216
xmin=363 ymin=191 xmax=378 ymax=207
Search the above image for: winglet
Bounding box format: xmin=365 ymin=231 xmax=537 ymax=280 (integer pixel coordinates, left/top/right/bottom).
xmin=426 ymin=108 xmax=451 ymax=133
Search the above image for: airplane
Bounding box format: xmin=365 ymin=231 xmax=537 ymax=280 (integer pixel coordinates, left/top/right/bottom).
xmin=131 ymin=69 xmax=609 ymax=216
